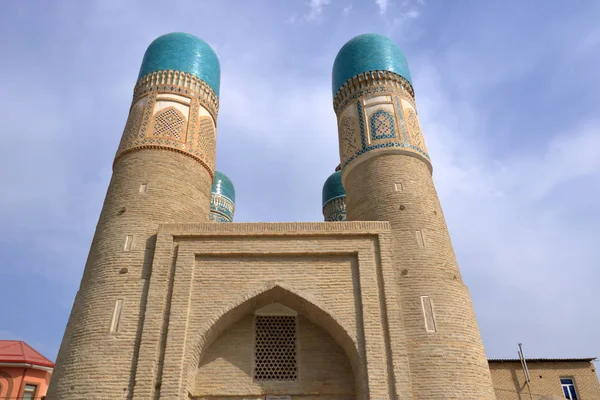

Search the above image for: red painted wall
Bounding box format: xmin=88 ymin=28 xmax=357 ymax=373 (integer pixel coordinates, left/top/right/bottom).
xmin=0 ymin=366 xmax=51 ymax=399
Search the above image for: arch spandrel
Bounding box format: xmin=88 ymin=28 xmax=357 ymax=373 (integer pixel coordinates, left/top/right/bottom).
xmin=184 ymin=283 xmax=367 ymax=400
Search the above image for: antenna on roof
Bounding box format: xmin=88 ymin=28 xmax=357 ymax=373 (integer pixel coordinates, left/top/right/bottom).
xmin=518 ymin=343 xmax=534 ymax=400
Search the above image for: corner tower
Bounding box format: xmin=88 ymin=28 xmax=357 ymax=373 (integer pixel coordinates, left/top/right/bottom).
xmin=210 ymin=171 xmax=236 ymax=222
xmin=47 ymin=33 xmax=220 ymax=399
xmin=332 ymin=34 xmax=496 ymax=399
xmin=322 ymin=167 xmax=347 ymax=221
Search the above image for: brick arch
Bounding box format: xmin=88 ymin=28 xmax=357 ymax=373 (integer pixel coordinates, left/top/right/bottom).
xmin=188 ymin=283 xmax=366 ymax=398
xmin=0 ymin=371 xmax=13 ymax=400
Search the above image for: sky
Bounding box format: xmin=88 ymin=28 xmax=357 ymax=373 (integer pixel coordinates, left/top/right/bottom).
xmin=1 ymin=0 xmax=599 ymax=375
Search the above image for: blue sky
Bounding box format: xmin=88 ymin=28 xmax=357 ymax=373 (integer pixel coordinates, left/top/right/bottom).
xmin=1 ymin=0 xmax=599 ymax=371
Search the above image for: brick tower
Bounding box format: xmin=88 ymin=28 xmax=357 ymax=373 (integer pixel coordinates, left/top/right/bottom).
xmin=47 ymin=32 xmax=220 ymax=399
xmin=332 ymin=34 xmax=496 ymax=398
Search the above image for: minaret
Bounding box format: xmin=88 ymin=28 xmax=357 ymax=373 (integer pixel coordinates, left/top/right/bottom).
xmin=210 ymin=171 xmax=236 ymax=222
xmin=47 ymin=33 xmax=220 ymax=399
xmin=322 ymin=165 xmax=347 ymax=221
xmin=332 ymin=34 xmax=496 ymax=398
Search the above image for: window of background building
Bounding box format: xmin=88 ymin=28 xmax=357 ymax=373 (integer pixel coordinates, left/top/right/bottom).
xmin=560 ymin=378 xmax=578 ymax=400
xmin=22 ymin=383 xmax=37 ymax=400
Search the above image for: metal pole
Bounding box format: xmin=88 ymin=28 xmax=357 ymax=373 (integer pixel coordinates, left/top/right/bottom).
xmin=518 ymin=343 xmax=534 ymax=400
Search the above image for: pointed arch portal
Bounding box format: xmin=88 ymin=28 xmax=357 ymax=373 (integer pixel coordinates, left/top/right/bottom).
xmin=190 ymin=284 xmax=364 ymax=399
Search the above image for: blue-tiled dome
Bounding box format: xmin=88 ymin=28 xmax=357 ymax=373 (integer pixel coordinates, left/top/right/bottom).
xmin=212 ymin=171 xmax=235 ymax=203
xmin=138 ymin=32 xmax=221 ymax=96
xmin=322 ymin=170 xmax=345 ymax=207
xmin=332 ymin=33 xmax=412 ymax=97
xmin=210 ymin=171 xmax=235 ymax=223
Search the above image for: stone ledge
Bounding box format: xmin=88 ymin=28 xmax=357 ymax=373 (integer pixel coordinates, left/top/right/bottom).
xmin=158 ymin=221 xmax=391 ymax=236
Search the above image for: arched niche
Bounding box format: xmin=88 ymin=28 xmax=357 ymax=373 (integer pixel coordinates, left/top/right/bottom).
xmin=188 ymin=284 xmax=366 ymax=400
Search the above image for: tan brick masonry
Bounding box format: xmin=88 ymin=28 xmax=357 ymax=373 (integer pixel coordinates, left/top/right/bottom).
xmin=46 ymin=149 xmax=213 ymax=400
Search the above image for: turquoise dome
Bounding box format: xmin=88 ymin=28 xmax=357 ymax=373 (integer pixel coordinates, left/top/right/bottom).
xmin=322 ymin=170 xmax=346 ymax=207
xmin=212 ymin=171 xmax=235 ymax=203
xmin=138 ymin=32 xmax=220 ymax=96
xmin=332 ymin=33 xmax=412 ymax=97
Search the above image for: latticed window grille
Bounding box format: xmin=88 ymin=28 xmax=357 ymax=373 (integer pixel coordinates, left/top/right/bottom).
xmin=254 ymin=315 xmax=297 ymax=381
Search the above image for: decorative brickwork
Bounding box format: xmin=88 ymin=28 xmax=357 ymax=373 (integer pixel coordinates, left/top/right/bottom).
xmin=339 ymin=116 xmax=360 ymax=165
xmin=152 ymin=107 xmax=186 ymax=139
xmin=114 ymin=79 xmax=217 ymax=177
xmin=335 ymin=75 xmax=430 ymax=176
xmin=333 ymin=70 xmax=414 ymax=114
xmin=133 ymin=70 xmax=218 ymax=119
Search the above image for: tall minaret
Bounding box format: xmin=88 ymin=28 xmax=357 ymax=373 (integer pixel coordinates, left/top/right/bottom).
xmin=210 ymin=171 xmax=236 ymax=222
xmin=332 ymin=34 xmax=496 ymax=399
xmin=47 ymin=33 xmax=220 ymax=399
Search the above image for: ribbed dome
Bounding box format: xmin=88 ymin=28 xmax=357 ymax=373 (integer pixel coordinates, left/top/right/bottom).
xmin=212 ymin=171 xmax=235 ymax=203
xmin=332 ymin=33 xmax=411 ymax=97
xmin=322 ymin=170 xmax=345 ymax=207
xmin=138 ymin=32 xmax=221 ymax=96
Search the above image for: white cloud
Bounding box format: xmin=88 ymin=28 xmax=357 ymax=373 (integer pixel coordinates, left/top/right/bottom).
xmin=343 ymin=4 xmax=353 ymax=15
xmin=413 ymin=54 xmax=600 ymax=361
xmin=304 ymin=0 xmax=331 ymax=21
xmin=406 ymin=9 xmax=420 ymax=19
xmin=375 ymin=0 xmax=389 ymax=14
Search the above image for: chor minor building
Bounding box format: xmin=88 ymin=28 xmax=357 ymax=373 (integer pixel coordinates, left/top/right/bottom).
xmin=47 ymin=33 xmax=599 ymax=400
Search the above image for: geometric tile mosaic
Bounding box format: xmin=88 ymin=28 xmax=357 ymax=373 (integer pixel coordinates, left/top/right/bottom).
xmin=369 ymin=109 xmax=396 ymax=141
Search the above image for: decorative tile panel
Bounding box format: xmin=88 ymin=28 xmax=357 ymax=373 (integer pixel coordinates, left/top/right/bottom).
xmin=114 ymin=77 xmax=217 ymax=177
xmin=402 ymin=102 xmax=428 ymax=154
xmin=152 ymin=107 xmax=187 ymax=139
xmin=339 ymin=116 xmax=360 ymax=167
xmin=369 ymin=109 xmax=396 ymax=141
xmin=335 ymin=72 xmax=431 ymax=174
xmin=210 ymin=194 xmax=235 ymax=222
xmin=323 ymin=197 xmax=347 ymax=222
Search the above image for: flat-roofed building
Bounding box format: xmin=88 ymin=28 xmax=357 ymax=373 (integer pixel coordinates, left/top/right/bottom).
xmin=489 ymin=358 xmax=599 ymax=400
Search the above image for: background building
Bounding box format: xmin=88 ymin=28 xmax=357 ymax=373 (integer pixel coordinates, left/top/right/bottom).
xmin=489 ymin=358 xmax=599 ymax=400
xmin=0 ymin=340 xmax=54 ymax=399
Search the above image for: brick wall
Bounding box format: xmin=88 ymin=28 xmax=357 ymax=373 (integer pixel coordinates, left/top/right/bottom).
xmin=130 ymin=222 xmax=397 ymax=399
xmin=47 ymin=149 xmax=213 ymax=400
xmin=194 ymin=314 xmax=354 ymax=399
xmin=490 ymin=360 xmax=600 ymax=399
